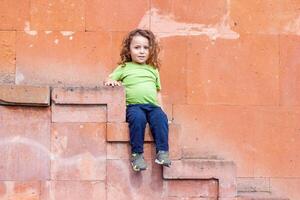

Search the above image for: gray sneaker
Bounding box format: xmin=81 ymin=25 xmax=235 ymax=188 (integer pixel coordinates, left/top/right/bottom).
xmin=131 ymin=153 xmax=147 ymax=172
xmin=155 ymin=151 xmax=171 ymax=167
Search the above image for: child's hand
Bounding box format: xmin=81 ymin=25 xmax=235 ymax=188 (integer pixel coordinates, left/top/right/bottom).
xmin=104 ymin=79 xmax=122 ymax=87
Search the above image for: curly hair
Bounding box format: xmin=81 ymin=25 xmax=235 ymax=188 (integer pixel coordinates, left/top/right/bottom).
xmin=118 ymin=29 xmax=160 ymax=69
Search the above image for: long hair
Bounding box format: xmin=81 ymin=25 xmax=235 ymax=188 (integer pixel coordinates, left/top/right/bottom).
xmin=118 ymin=29 xmax=160 ymax=69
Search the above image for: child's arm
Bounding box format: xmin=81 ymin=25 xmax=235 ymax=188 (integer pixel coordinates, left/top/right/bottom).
xmin=104 ymin=65 xmax=123 ymax=86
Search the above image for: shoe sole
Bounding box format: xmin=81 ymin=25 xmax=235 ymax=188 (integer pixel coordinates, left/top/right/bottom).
xmin=131 ymin=163 xmax=147 ymax=172
xmin=155 ymin=159 xmax=171 ymax=167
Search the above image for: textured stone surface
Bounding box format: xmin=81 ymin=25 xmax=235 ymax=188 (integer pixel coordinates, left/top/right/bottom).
xmin=0 ymin=181 xmax=40 ymax=200
xmin=0 ymin=84 xmax=50 ymax=106
xmin=51 ymin=123 xmax=106 ymax=180
xmin=0 ymin=0 xmax=30 ymax=30
xmin=166 ymin=179 xmax=218 ymax=198
xmin=164 ymin=159 xmax=237 ymax=198
xmin=279 ymin=35 xmax=300 ymax=106
xmin=0 ymin=106 xmax=50 ymax=180
xmin=0 ymin=1 xmax=299 ymax=199
xmin=107 ymin=159 xmax=164 ymax=200
xmin=238 ymin=192 xmax=289 ymax=200
xmin=173 ymin=105 xmax=256 ymax=177
xmin=159 ymin=36 xmax=187 ymax=104
xmin=252 ymin=107 xmax=300 ymax=177
xmin=86 ymin=0 xmax=150 ymax=31
xmin=230 ymin=0 xmax=300 ymax=34
xmin=0 ymin=31 xmax=15 ymax=84
xmin=52 ymin=86 xmax=126 ymax=122
xmin=16 ymin=31 xmax=112 ymax=86
xmin=51 ymin=104 xmax=107 ymax=122
xmin=270 ymin=178 xmax=300 ymax=200
xmin=186 ymin=35 xmax=279 ymax=105
xmin=41 ymin=181 xmax=106 ymax=200
xmin=30 ymin=0 xmax=85 ymax=31
xmin=237 ymin=178 xmax=270 ymax=192
xmin=152 ymin=0 xmax=227 ymax=25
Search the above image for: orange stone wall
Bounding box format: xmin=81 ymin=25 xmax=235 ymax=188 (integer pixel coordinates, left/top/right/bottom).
xmin=0 ymin=0 xmax=300 ymax=200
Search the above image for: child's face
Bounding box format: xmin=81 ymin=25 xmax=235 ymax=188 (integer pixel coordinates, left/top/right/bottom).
xmin=129 ymin=35 xmax=150 ymax=64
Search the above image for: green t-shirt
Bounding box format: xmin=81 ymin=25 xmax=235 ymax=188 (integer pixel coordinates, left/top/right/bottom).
xmin=109 ymin=62 xmax=161 ymax=106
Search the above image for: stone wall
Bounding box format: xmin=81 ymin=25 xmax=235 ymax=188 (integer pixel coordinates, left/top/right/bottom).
xmin=0 ymin=1 xmax=300 ymax=199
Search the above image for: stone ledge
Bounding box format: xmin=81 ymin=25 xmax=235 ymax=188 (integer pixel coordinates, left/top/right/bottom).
xmin=51 ymin=86 xmax=126 ymax=122
xmin=163 ymin=159 xmax=237 ymax=198
xmin=0 ymin=84 xmax=50 ymax=106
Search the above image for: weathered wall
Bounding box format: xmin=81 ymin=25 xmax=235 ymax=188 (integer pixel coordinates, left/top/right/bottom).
xmin=0 ymin=0 xmax=299 ymax=199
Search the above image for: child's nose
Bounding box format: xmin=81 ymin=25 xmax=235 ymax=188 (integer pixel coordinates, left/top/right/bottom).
xmin=140 ymin=48 xmax=146 ymax=53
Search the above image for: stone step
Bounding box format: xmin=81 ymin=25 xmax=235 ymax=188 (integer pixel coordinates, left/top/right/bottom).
xmin=163 ymin=159 xmax=237 ymax=199
xmin=0 ymin=84 xmax=50 ymax=106
xmin=51 ymin=86 xmax=126 ymax=122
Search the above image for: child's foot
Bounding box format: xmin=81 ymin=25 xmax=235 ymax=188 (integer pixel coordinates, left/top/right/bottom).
xmin=155 ymin=151 xmax=171 ymax=167
xmin=131 ymin=153 xmax=147 ymax=172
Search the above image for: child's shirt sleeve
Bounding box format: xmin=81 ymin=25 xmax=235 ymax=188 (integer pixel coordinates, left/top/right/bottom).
xmin=155 ymin=69 xmax=161 ymax=91
xmin=108 ymin=65 xmax=123 ymax=81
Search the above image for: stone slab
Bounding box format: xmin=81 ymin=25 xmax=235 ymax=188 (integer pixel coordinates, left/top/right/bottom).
xmin=163 ymin=159 xmax=237 ymax=198
xmin=51 ymin=123 xmax=106 ymax=180
xmin=0 ymin=85 xmax=50 ymax=106
xmin=0 ymin=106 xmax=50 ymax=180
xmin=51 ymin=104 xmax=107 ymax=122
xmin=0 ymin=181 xmax=40 ymax=200
xmin=41 ymin=181 xmax=105 ymax=200
xmin=52 ymin=86 xmax=126 ymax=122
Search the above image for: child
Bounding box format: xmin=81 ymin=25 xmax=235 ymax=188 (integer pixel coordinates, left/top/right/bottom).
xmin=104 ymin=29 xmax=171 ymax=172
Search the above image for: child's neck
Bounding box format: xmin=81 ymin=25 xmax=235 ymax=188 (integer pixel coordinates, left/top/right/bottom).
xmin=132 ymin=61 xmax=146 ymax=65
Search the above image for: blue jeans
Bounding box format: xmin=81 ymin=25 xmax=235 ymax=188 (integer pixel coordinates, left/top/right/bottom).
xmin=126 ymin=104 xmax=169 ymax=153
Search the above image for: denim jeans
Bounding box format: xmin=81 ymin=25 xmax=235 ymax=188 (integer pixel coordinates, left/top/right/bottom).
xmin=126 ymin=104 xmax=169 ymax=153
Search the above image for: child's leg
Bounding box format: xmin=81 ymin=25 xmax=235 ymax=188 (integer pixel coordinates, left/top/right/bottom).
xmin=126 ymin=105 xmax=147 ymax=153
xmin=147 ymin=106 xmax=169 ymax=152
